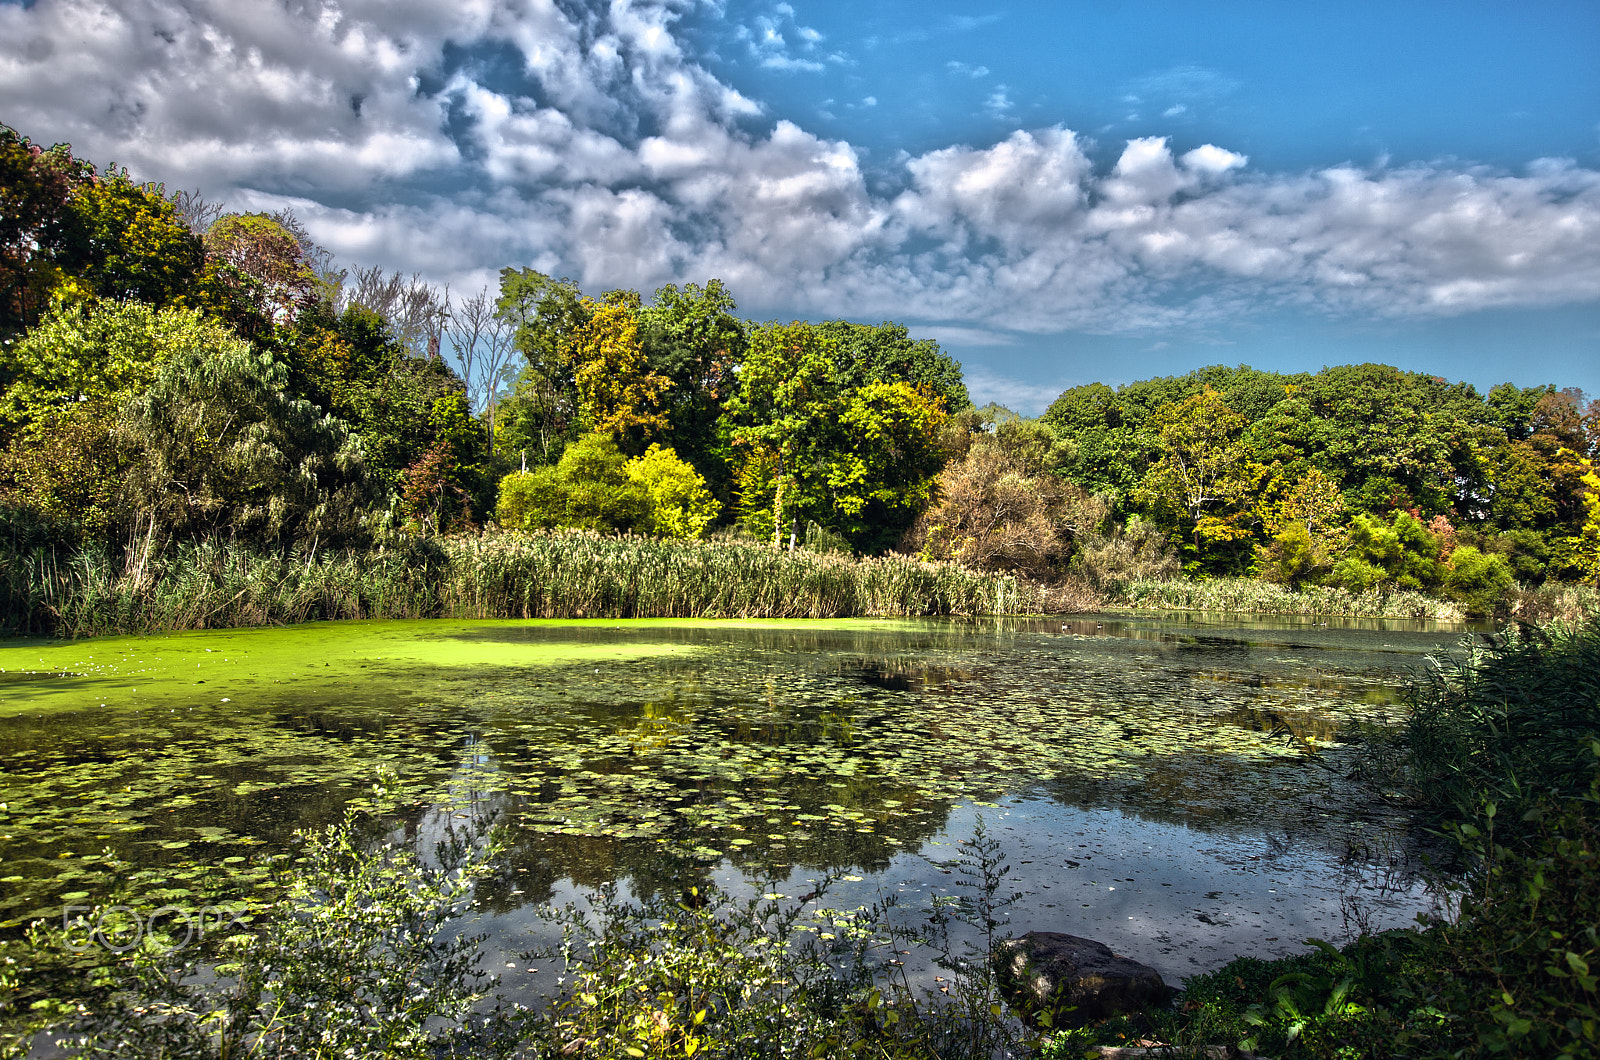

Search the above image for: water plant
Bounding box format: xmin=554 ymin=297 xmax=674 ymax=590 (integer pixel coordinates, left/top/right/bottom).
xmin=1 ymin=529 xmax=1045 ymax=638
xmin=17 ymin=781 xmax=524 ymax=1060
xmin=1115 ymin=576 xmax=1468 ymax=622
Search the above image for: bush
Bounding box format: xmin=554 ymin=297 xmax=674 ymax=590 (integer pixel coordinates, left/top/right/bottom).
xmin=1401 ymin=616 xmax=1600 ymax=821
xmin=496 ymin=435 xmax=719 ymax=539
xmin=24 ymin=788 xmax=521 ymax=1060
xmin=1440 ymin=545 xmax=1516 ymax=618
xmin=626 ymin=443 xmax=720 ymax=539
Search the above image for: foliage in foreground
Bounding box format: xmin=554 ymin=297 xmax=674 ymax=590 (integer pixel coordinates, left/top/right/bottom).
xmin=5 ymin=800 xmax=520 ymax=1060
xmin=1389 ymin=612 xmax=1600 ymax=823
xmin=9 ymin=812 xmax=1041 ymax=1060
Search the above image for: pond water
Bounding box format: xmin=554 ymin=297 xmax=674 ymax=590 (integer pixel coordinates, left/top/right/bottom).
xmin=0 ymin=613 xmax=1465 ymax=984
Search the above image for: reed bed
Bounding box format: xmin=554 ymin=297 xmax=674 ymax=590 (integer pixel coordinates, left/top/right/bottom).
xmin=1114 ymin=575 xmax=1468 ymax=621
xmin=1 ymin=530 xmax=1043 ymax=638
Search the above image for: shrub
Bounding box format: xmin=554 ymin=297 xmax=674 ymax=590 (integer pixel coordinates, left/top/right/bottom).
xmin=1440 ymin=545 xmax=1516 ymax=618
xmin=30 ymin=795 xmax=520 ymax=1060
xmin=626 ymin=443 xmax=720 ymax=539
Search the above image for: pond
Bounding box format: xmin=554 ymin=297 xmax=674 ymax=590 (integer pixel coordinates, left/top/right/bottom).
xmin=0 ymin=613 xmax=1463 ymax=985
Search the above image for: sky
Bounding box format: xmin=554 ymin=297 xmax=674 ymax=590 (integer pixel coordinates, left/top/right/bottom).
xmin=2 ymin=0 xmax=1597 ymax=412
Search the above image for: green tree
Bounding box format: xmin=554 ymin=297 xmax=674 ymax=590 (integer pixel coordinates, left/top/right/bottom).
xmin=1328 ymin=510 xmax=1442 ymax=593
xmin=1440 ymin=545 xmax=1516 ymax=617
xmin=492 ymin=268 xmax=587 ymax=463
xmin=59 ymin=167 xmax=204 ymax=309
xmin=118 ymin=339 xmax=371 ymax=544
xmin=815 ymin=320 xmax=970 ymax=412
xmin=826 ymin=381 xmax=952 ymax=552
xmin=638 ymin=280 xmax=745 ymax=504
xmin=1132 ymin=388 xmax=1262 ymax=570
xmin=719 ymin=322 xmax=840 ymax=548
xmin=1 ymin=300 xmax=219 ymax=437
xmin=287 ymin=302 xmax=474 ymax=503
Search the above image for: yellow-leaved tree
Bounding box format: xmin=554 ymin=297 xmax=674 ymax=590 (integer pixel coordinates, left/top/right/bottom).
xmin=563 ymin=294 xmax=672 ymax=438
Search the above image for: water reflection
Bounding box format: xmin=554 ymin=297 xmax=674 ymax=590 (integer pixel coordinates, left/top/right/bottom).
xmin=0 ymin=613 xmax=1460 ymax=972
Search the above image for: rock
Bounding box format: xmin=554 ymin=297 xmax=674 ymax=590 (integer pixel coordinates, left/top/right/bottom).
xmin=993 ymin=931 xmax=1173 ymax=1028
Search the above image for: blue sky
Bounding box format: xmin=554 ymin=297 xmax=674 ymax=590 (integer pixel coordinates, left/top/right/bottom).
xmin=2 ymin=0 xmax=1597 ymax=410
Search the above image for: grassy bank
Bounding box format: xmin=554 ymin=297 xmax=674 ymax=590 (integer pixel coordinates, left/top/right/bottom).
xmin=1 ymin=530 xmax=1041 ymax=638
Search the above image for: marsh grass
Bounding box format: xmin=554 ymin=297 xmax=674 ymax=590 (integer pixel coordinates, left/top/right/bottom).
xmin=1397 ymin=616 xmax=1600 ymax=821
xmin=2 ymin=529 xmax=1043 ymax=637
xmin=1114 ymin=577 xmax=1467 ymax=621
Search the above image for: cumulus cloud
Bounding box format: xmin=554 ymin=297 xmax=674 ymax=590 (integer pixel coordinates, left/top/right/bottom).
xmin=946 ymin=60 xmax=990 ymax=78
xmin=4 ymin=0 xmax=1599 ymax=338
xmin=734 ymin=2 xmax=844 ymax=72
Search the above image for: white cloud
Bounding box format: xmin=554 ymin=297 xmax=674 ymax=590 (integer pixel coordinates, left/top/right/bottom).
xmin=983 ymin=85 xmax=1015 ymax=119
xmin=946 ymin=60 xmax=990 ymax=78
xmin=735 ymin=4 xmax=843 ymax=72
xmin=4 ymin=0 xmax=1598 ymax=338
xmin=961 ymin=367 xmax=1072 ymax=415
xmin=910 ymin=326 xmax=1018 ymax=347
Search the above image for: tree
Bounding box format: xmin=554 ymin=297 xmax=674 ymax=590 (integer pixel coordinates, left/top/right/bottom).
xmin=117 ymin=339 xmax=371 ymax=544
xmin=815 ymin=320 xmax=970 ymax=412
xmin=2 ymin=300 xmax=221 ymax=438
xmin=907 ymin=419 xmax=1105 ymax=579
xmin=1440 ymin=546 xmax=1516 ymax=617
xmin=1133 ymin=388 xmax=1262 ymax=569
xmin=493 ymin=268 xmax=588 ymax=463
xmin=398 ymin=393 xmax=489 ymax=534
xmin=565 ymin=295 xmax=672 ymax=440
xmin=718 ymin=322 xmax=840 ymax=548
xmin=58 ymin=166 xmax=204 ymax=309
xmin=1572 ymin=457 xmax=1600 ymax=584
xmin=340 ymin=265 xmax=449 ymax=360
xmin=1328 ymin=511 xmax=1441 ymax=593
xmin=444 ymin=287 xmax=517 ymax=447
xmin=1251 ymin=466 xmax=1347 ymax=585
xmin=638 ymin=280 xmax=745 ymax=503
xmin=201 ymin=212 xmax=322 ymax=327
xmin=286 ymin=301 xmax=480 ymax=512
xmin=826 ymin=381 xmax=951 ymax=552
xmin=0 ymin=123 xmax=93 ymax=333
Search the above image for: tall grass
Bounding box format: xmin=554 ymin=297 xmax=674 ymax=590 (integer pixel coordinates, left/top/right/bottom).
xmin=1399 ymin=616 xmax=1600 ymax=820
xmin=1 ymin=530 xmax=1045 ymax=638
xmin=1114 ymin=576 xmax=1467 ymax=621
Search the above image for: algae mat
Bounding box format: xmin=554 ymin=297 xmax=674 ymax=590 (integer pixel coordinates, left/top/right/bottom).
xmin=0 ymin=615 xmax=1461 ymax=942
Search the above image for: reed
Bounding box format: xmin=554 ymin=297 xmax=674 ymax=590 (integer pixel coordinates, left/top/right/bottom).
xmin=1114 ymin=576 xmax=1468 ymax=621
xmin=1 ymin=529 xmax=1046 ymax=638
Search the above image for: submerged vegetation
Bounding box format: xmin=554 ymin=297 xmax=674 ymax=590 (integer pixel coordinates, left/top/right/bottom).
xmin=7 ymin=616 xmax=1598 ymax=1058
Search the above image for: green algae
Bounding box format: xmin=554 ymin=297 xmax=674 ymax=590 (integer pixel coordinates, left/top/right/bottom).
xmin=0 ymin=618 xmax=738 ymax=717
xmin=0 ymin=615 xmax=1461 ymax=933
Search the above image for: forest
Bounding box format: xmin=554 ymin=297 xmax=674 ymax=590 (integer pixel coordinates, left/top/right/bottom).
xmin=4 ymin=121 xmax=1598 ymax=625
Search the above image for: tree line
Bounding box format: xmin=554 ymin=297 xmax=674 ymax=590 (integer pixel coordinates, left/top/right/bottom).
xmin=3 ymin=122 xmax=1597 ymax=614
